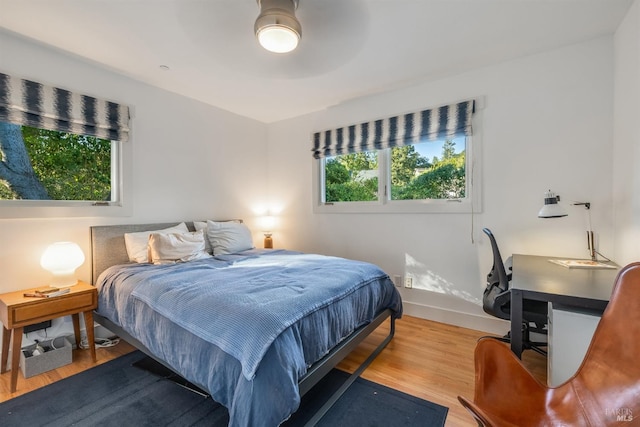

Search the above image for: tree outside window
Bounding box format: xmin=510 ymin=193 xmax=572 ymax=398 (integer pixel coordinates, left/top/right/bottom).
xmin=323 ymin=138 xmax=466 ymax=203
xmin=0 ymin=121 xmax=113 ymax=201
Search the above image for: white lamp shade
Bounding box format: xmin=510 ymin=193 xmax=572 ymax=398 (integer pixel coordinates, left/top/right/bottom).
xmin=40 ymin=242 xmax=85 ymax=288
xmin=260 ymin=215 xmax=277 ymax=233
xmin=538 ymin=190 xmax=568 ymax=218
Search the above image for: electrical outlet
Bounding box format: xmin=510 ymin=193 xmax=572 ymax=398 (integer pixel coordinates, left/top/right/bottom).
xmin=393 ymin=275 xmax=402 ymax=287
xmin=404 ymin=277 xmax=413 ymax=288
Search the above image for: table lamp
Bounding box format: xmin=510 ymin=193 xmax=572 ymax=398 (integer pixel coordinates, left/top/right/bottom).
xmin=40 ymin=241 xmax=85 ymax=288
xmin=260 ymin=215 xmax=276 ymax=249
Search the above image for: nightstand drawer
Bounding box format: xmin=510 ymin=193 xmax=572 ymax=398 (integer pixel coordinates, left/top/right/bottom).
xmin=12 ymin=293 xmax=96 ymax=325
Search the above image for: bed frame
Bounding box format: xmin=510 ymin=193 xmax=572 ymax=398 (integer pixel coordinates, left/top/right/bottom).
xmin=90 ymin=221 xmax=396 ymax=425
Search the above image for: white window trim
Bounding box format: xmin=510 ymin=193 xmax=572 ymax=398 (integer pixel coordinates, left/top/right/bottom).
xmin=313 ymin=125 xmax=482 ymax=214
xmin=0 ymin=139 xmax=132 ymax=218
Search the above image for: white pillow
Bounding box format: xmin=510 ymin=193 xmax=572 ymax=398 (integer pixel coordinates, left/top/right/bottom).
xmin=206 ymin=220 xmax=254 ymax=255
xmin=148 ymin=230 xmax=212 ymax=265
xmin=193 ymin=221 xmax=212 ymax=254
xmin=124 ymin=223 xmax=189 ymax=263
xmin=194 ymin=220 xmax=243 ymax=254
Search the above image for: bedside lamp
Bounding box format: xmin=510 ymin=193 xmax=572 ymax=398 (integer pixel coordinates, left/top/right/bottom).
xmin=40 ymin=242 xmax=85 ymax=288
xmin=260 ymin=215 xmax=276 ymax=249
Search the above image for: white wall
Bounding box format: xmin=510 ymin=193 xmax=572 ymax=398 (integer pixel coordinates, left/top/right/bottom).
xmin=267 ymin=37 xmax=616 ymax=333
xmin=613 ymin=0 xmax=640 ymax=266
xmin=0 ymin=24 xmax=626 ymax=346
xmin=0 ymin=32 xmax=268 ymax=345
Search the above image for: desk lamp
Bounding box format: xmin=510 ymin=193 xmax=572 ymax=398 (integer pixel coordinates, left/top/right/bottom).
xmin=537 ymin=190 xmax=597 ymax=261
xmin=537 ymin=190 xmax=567 ymax=218
xmin=571 ymin=202 xmax=596 ymax=261
xmin=40 ymin=241 xmax=85 ymax=288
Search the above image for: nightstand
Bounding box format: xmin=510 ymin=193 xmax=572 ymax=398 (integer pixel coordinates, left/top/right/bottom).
xmin=0 ymin=281 xmax=97 ymax=392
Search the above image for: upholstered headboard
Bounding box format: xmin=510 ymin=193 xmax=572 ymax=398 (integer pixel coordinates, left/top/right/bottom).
xmin=90 ymin=220 xmax=243 ymax=284
xmin=90 ymin=222 xmax=187 ymax=284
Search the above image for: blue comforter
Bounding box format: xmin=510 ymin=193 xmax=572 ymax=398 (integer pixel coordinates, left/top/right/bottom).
xmin=96 ymin=249 xmax=402 ymax=427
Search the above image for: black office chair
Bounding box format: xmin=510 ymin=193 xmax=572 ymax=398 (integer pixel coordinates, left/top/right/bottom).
xmin=482 ymin=228 xmax=548 ymax=356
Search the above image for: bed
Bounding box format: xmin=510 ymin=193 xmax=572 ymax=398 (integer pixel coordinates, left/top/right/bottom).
xmin=90 ymin=221 xmax=402 ymax=427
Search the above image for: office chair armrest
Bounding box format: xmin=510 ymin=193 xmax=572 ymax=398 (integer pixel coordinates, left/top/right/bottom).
xmin=460 ymin=338 xmax=548 ymax=426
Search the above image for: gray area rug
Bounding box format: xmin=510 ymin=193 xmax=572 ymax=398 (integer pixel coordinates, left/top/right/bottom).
xmin=0 ymin=350 xmax=447 ymax=426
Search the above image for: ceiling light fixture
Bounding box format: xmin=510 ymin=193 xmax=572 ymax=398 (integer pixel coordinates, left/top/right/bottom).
xmin=255 ymin=0 xmax=301 ymax=54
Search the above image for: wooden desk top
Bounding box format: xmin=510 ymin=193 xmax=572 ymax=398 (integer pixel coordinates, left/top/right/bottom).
xmin=511 ymin=254 xmax=620 ymax=303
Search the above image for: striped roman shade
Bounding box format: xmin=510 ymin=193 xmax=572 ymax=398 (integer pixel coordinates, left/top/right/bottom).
xmin=312 ymin=100 xmax=475 ymax=159
xmin=0 ymin=72 xmax=130 ymax=142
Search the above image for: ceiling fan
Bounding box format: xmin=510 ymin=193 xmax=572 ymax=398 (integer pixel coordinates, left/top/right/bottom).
xmin=255 ymin=0 xmax=302 ymax=54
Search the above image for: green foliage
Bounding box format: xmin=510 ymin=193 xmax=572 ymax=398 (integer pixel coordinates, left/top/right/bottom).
xmin=393 ymin=146 xmax=465 ymax=200
xmin=391 ymin=145 xmax=421 ymax=186
xmin=0 ymin=179 xmax=15 ymax=199
xmin=339 ymin=151 xmax=377 ymax=171
xmin=17 ymin=127 xmax=112 ymax=201
xmin=442 ymin=139 xmax=456 ymax=159
xmin=325 ymin=152 xmax=378 ymax=202
xmin=325 ymin=158 xmax=350 ymax=184
xmin=326 ymin=177 xmax=378 ymax=202
xmin=324 ymin=140 xmax=465 ymax=202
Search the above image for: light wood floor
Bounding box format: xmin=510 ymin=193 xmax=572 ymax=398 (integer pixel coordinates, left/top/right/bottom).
xmin=0 ymin=316 xmax=546 ymax=426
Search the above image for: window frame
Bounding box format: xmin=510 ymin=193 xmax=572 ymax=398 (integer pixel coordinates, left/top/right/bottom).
xmin=0 ymin=135 xmax=132 ymax=219
xmin=313 ymin=134 xmax=482 ymax=214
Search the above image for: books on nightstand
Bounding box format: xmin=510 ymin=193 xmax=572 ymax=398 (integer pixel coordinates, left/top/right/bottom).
xmin=23 ymin=288 xmax=71 ymax=298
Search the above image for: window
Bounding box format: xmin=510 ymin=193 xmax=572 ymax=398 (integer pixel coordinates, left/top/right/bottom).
xmin=0 ymin=72 xmax=131 ymax=217
xmin=0 ymin=122 xmax=119 ymax=203
xmin=312 ymin=100 xmax=480 ymax=213
xmin=316 ymin=136 xmax=478 ymax=213
xmin=325 ymin=151 xmax=379 ymax=202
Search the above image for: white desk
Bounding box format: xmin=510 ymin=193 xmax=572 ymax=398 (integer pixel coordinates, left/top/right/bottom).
xmin=547 ymin=304 xmax=601 ymax=386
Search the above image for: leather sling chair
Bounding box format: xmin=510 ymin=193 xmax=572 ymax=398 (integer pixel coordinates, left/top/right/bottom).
xmin=458 ymin=262 xmax=640 ymax=427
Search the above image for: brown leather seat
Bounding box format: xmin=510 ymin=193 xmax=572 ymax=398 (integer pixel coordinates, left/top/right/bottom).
xmin=458 ymin=262 xmax=640 ymax=427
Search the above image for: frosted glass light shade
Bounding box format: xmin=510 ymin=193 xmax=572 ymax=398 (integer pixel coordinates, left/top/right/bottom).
xmin=255 ymin=0 xmax=301 ymax=54
xmin=257 ymin=26 xmax=299 ymax=53
xmin=40 ymin=242 xmax=85 ymax=288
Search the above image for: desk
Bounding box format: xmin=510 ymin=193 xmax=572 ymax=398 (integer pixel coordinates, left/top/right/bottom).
xmin=510 ymin=254 xmax=619 ymax=358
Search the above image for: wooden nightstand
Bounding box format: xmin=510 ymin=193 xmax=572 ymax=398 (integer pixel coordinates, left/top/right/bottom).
xmin=0 ymin=281 xmax=97 ymax=392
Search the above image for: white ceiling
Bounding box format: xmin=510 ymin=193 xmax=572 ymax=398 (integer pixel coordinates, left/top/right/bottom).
xmin=0 ymin=0 xmax=633 ymax=123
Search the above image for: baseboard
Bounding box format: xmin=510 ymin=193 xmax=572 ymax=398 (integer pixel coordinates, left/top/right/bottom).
xmin=403 ymin=301 xmax=509 ymax=335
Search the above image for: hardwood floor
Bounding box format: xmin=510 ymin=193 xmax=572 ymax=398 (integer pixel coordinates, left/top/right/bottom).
xmin=337 ymin=315 xmax=546 ymax=426
xmin=0 ymin=316 xmax=546 ymax=426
